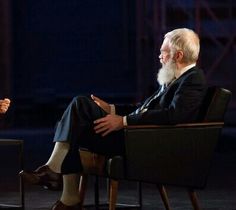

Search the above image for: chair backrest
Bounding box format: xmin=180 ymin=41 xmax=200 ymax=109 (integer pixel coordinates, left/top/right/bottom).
xmin=198 ymin=86 xmax=231 ymax=122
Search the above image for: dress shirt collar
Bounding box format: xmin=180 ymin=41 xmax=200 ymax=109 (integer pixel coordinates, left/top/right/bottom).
xmin=176 ymin=63 xmax=196 ymax=79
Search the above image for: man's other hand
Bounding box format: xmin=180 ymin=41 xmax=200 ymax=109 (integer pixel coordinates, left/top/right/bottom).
xmin=91 ymin=94 xmax=111 ymax=113
xmin=0 ymin=98 xmax=11 ymax=114
xmin=94 ymin=114 xmax=124 ymax=137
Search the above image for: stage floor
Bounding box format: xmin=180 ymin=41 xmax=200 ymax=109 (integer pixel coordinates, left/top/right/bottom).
xmin=0 ymin=127 xmax=236 ymax=209
xmin=0 ymin=153 xmax=236 ymax=210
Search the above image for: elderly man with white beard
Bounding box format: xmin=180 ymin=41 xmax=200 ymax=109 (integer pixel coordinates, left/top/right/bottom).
xmin=20 ymin=28 xmax=207 ymax=210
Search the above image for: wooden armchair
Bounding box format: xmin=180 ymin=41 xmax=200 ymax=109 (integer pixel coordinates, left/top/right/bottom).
xmin=79 ymin=86 xmax=231 ymax=210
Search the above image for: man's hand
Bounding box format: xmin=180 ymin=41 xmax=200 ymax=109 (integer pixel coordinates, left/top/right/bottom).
xmin=94 ymin=114 xmax=124 ymax=137
xmin=91 ymin=95 xmax=111 ymax=113
xmin=0 ymin=98 xmax=11 ymax=114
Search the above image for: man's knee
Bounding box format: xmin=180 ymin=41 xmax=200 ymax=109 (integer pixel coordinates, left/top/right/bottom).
xmin=73 ymin=96 xmax=91 ymax=105
xmin=71 ymin=96 xmax=97 ymax=113
xmin=70 ymin=95 xmax=104 ymax=120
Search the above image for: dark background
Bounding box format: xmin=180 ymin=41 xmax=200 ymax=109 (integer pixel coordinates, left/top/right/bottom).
xmin=0 ymin=1 xmax=236 ymax=208
xmin=0 ymin=0 xmax=235 ymax=128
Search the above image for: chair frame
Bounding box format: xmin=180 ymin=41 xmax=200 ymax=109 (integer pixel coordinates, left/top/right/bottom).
xmin=79 ymin=121 xmax=223 ymax=210
xmin=107 ymin=122 xmax=223 ymax=210
xmin=0 ymin=139 xmax=24 ymax=210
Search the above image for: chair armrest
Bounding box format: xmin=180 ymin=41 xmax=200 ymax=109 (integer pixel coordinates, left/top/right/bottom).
xmin=124 ymin=122 xmax=224 ymax=130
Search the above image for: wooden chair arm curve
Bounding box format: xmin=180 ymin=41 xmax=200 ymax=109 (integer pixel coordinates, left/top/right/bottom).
xmin=124 ymin=122 xmax=224 ymax=130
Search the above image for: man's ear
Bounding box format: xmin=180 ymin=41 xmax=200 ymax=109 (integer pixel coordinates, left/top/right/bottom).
xmin=175 ymin=50 xmax=184 ymax=62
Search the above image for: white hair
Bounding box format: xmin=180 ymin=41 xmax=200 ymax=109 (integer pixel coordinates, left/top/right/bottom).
xmin=164 ymin=28 xmax=200 ymax=63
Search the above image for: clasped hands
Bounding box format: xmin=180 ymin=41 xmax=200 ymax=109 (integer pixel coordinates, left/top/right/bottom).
xmin=91 ymin=95 xmax=124 ymax=137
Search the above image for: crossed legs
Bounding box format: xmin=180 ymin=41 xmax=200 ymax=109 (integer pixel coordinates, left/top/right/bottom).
xmin=20 ymin=96 xmax=125 ymax=210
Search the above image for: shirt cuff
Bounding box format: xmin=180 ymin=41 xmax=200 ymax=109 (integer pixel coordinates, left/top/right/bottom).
xmin=109 ymin=104 xmax=116 ymax=114
xmin=123 ymin=116 xmax=127 ymax=126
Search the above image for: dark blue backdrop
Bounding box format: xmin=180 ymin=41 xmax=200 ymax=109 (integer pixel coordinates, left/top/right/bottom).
xmin=9 ymin=1 xmax=138 ymax=126
xmin=13 ymin=1 xmax=136 ymax=101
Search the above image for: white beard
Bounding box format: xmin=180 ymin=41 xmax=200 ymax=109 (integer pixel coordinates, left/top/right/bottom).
xmin=157 ymin=59 xmax=176 ymax=85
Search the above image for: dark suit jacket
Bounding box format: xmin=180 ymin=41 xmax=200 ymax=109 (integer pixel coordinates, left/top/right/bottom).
xmin=116 ymin=66 xmax=207 ymax=125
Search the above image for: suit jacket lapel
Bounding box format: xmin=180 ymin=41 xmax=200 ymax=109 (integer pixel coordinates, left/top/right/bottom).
xmin=147 ymin=67 xmax=198 ymax=108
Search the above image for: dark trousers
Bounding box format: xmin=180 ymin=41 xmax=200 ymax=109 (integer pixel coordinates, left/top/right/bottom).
xmin=53 ymin=96 xmax=125 ymax=174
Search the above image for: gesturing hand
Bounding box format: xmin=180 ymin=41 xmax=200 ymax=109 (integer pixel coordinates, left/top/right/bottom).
xmin=91 ymin=94 xmax=111 ymax=113
xmin=94 ymin=114 xmax=124 ymax=137
xmin=0 ymin=98 xmax=11 ymax=114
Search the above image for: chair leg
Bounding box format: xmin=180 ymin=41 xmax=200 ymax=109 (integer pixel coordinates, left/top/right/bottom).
xmin=78 ymin=174 xmax=88 ymax=206
xmin=138 ymin=181 xmax=143 ymax=208
xmin=188 ymin=189 xmax=201 ymax=210
xmin=109 ymin=179 xmax=119 ymax=210
xmin=157 ymin=185 xmax=172 ymax=210
xmin=94 ymin=176 xmax=99 ymax=210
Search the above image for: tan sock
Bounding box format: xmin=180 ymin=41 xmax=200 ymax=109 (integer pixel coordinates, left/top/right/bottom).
xmin=46 ymin=142 xmax=69 ymax=173
xmin=60 ymin=174 xmax=80 ymax=206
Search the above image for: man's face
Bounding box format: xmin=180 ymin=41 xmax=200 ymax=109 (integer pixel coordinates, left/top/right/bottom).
xmin=159 ymin=38 xmax=171 ymax=65
xmin=157 ymin=38 xmax=176 ymax=85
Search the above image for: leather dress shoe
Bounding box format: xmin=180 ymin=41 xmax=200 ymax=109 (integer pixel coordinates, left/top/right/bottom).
xmin=19 ymin=165 xmax=62 ymax=191
xmin=51 ymin=200 xmax=82 ymax=210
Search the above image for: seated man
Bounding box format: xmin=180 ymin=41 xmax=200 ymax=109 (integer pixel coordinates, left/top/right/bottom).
xmin=20 ymin=28 xmax=207 ymax=210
